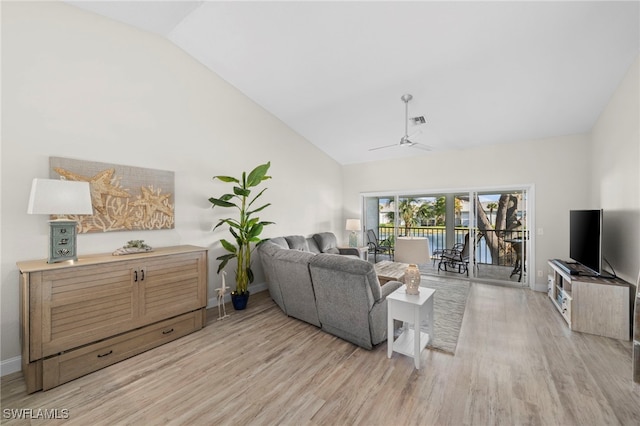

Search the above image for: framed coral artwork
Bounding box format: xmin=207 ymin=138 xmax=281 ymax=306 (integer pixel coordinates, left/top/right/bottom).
xmin=50 ymin=157 xmax=175 ymax=233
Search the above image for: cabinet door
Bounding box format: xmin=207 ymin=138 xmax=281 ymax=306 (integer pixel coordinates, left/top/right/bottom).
xmin=34 ymin=261 xmax=138 ymax=359
xmin=138 ymin=252 xmax=207 ymax=324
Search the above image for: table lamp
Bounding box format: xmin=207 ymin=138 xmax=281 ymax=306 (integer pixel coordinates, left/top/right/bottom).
xmin=345 ymin=218 xmax=361 ymax=247
xmin=27 ymin=178 xmax=93 ymax=263
xmin=397 ymin=238 xmax=431 ymax=295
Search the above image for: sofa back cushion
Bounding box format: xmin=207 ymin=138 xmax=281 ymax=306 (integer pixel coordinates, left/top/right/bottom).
xmin=308 ymin=254 xmax=382 ymax=348
xmin=267 ymin=237 xmax=289 ymax=249
xmin=306 ymin=237 xmax=321 ymax=254
xmin=313 ymin=232 xmax=340 ymax=254
xmin=284 ymin=235 xmax=309 ymax=251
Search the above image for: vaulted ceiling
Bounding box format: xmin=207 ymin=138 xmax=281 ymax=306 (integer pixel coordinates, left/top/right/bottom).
xmin=66 ymin=1 xmax=639 ymax=165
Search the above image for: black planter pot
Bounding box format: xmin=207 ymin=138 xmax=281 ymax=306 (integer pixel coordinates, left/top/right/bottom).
xmin=231 ymin=291 xmax=250 ymax=310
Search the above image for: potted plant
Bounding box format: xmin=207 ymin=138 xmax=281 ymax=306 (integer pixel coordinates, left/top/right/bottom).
xmin=209 ymin=161 xmax=273 ymax=310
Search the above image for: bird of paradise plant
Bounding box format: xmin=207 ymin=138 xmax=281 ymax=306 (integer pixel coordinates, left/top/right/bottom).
xmin=209 ymin=161 xmax=273 ymax=296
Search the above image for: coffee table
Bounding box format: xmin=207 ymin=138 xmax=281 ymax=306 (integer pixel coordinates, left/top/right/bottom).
xmin=375 ymin=260 xmax=409 ymax=285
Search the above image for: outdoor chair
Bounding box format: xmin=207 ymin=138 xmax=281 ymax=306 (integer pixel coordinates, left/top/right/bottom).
xmin=437 ymin=233 xmax=470 ymax=276
xmin=367 ymin=229 xmax=394 ymax=262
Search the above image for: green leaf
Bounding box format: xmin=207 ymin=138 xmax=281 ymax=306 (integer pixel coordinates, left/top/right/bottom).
xmin=213 ymin=176 xmax=239 ymax=184
xmin=220 ymin=239 xmax=237 ymax=253
xmin=248 ymin=203 xmax=271 ymax=215
xmin=248 ymin=188 xmax=267 ymax=208
xmin=233 ymin=186 xmax=250 ymax=197
xmin=213 ymin=218 xmax=238 ymax=232
xmin=216 ymin=253 xmax=236 ymax=273
xmin=246 ymin=162 xmax=271 ymax=188
xmin=247 ymin=267 xmax=254 ymax=284
xmin=209 ymin=197 xmax=236 ymax=208
xmin=247 ymin=223 xmax=263 ymax=240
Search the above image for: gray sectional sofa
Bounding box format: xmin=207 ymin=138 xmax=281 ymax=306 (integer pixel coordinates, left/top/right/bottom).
xmin=257 ymin=232 xmax=403 ymax=349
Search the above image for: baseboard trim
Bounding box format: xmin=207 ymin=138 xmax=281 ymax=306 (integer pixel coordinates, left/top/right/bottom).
xmin=1 ymin=356 xmax=21 ymax=377
xmin=533 ymin=282 xmax=547 ymax=292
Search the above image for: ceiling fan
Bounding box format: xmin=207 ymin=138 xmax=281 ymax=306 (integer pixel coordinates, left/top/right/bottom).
xmin=369 ymin=94 xmax=432 ymax=152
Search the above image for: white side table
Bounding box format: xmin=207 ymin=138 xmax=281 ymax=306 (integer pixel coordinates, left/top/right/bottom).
xmin=387 ymin=286 xmax=435 ymax=369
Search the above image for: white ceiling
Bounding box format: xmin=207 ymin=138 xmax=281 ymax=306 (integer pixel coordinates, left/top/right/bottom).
xmin=66 ymin=1 xmax=640 ymax=165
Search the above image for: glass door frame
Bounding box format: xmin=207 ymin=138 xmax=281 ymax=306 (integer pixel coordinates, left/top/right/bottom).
xmin=361 ymin=184 xmax=535 ymax=289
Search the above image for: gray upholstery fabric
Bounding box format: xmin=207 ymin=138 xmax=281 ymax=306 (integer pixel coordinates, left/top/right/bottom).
xmin=313 ymin=232 xmax=340 ymax=253
xmin=272 ymin=249 xmax=320 ymax=326
xmin=336 ymin=247 xmax=362 ymax=257
xmin=312 ymin=232 xmax=361 ymax=257
xmin=309 ymin=254 xmax=401 ymax=349
xmin=284 ymin=235 xmax=309 ymax=251
xmin=306 ymin=237 xmax=321 ymax=254
xmin=257 ymin=240 xmax=287 ymax=313
xmin=258 ymin=233 xmax=401 ymax=349
xmin=268 ymin=237 xmax=289 ymax=249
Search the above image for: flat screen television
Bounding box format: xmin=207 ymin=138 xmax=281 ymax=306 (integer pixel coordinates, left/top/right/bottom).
xmin=569 ymin=209 xmax=603 ymax=276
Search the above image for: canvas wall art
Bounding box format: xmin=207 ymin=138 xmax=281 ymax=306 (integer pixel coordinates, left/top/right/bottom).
xmin=50 ymin=157 xmax=175 ymax=233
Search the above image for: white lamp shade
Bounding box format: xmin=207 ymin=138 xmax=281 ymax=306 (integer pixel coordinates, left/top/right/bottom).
xmin=27 ymin=179 xmax=93 ymax=215
xmin=346 ymin=219 xmax=361 ymax=231
xmin=395 ymin=237 xmax=431 ymax=264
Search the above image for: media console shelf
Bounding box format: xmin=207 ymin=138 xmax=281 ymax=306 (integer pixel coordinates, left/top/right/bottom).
xmin=548 ymin=260 xmax=631 ymax=340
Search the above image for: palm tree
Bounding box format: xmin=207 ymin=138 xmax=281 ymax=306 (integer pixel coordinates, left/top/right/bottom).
xmin=416 ymin=202 xmax=434 ymax=226
xmin=398 ymin=198 xmax=418 ymax=236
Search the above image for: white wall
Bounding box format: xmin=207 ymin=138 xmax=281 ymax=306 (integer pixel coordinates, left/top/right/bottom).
xmin=590 ymin=56 xmax=640 ymax=284
xmin=342 ymin=54 xmax=640 ymax=288
xmin=1 ymin=2 xmax=342 ymax=363
xmin=342 ymin=134 xmax=592 ymax=289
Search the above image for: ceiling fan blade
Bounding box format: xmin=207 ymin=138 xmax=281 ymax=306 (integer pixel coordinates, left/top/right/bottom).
xmin=368 ymin=143 xmax=399 ymax=151
xmin=410 ymin=142 xmax=432 ymax=151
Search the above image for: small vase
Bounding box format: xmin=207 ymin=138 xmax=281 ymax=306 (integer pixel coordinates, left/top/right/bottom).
xmin=231 ymin=291 xmax=250 ymax=310
xmin=404 ymin=264 xmax=421 ymax=295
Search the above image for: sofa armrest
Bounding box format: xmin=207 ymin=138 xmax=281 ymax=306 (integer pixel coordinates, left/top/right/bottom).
xmin=380 ymin=281 xmax=403 ymax=299
xmin=369 ymin=281 xmax=402 ymax=345
xmin=337 ymin=247 xmax=360 ymax=256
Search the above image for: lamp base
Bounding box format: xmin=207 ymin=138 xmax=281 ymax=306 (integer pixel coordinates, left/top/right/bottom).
xmin=48 ymin=220 xmax=78 ymax=263
xmin=349 ymin=232 xmax=358 ymax=247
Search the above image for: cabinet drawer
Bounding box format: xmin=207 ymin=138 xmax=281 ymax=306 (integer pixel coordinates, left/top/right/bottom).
xmin=42 ymin=309 xmax=204 ymax=390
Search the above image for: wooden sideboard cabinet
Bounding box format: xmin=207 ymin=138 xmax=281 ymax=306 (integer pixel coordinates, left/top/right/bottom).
xmin=547 ymin=260 xmax=631 ymax=341
xmin=17 ymin=245 xmax=207 ymax=393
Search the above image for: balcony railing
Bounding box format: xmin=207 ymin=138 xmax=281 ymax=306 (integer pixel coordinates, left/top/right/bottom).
xmin=375 ymin=226 xmax=527 ymax=267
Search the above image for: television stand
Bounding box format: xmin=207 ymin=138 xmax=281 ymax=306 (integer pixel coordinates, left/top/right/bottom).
xmin=550 ymin=259 xmax=597 ymax=276
xmin=547 ymin=260 xmax=631 ymax=340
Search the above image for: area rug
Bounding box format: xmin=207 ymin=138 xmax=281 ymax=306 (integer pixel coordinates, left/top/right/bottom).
xmin=420 ymin=276 xmax=470 ymax=355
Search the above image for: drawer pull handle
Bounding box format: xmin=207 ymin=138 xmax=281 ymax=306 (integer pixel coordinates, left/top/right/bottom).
xmin=134 ymin=270 xmax=138 ymax=282
xmin=97 ymin=350 xmax=113 ymax=358
xmin=162 ymin=328 xmax=174 ymax=335
xmin=141 ymin=269 xmax=145 ymax=281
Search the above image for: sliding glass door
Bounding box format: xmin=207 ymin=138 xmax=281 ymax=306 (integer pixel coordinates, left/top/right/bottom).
xmin=362 ymin=186 xmax=532 ymax=287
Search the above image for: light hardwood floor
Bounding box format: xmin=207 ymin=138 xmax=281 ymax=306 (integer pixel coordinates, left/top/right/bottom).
xmin=2 ymin=283 xmax=639 ymax=425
